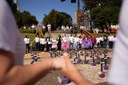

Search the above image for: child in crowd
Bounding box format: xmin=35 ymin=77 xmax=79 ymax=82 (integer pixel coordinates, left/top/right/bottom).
xmin=62 ymin=34 xmax=68 ymax=52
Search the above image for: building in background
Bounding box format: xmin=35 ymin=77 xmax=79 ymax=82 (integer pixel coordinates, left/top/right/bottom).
xmin=74 ymin=9 xmax=91 ymax=30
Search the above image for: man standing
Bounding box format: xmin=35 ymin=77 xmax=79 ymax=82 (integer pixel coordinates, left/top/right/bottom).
xmin=24 ymin=35 xmax=30 ymax=53
xmin=42 ymin=25 xmax=46 ymax=36
xmin=47 ymin=23 xmax=51 ymax=35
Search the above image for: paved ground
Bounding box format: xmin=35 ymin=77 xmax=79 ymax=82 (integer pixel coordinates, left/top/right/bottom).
xmin=24 ymin=48 xmax=112 ymax=85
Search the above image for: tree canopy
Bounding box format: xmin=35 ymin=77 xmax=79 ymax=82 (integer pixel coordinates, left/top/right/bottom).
xmin=42 ymin=9 xmax=72 ymax=30
xmin=83 ymin=0 xmax=122 ymax=32
xmin=15 ymin=11 xmax=38 ymax=28
xmin=7 ymin=0 xmax=38 ymax=28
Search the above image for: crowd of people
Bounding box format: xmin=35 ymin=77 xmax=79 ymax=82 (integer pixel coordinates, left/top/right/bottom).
xmin=24 ymin=33 xmax=116 ymax=53
xmin=38 ymin=23 xmax=52 ymax=36
xmin=61 ymin=25 xmax=74 ymax=34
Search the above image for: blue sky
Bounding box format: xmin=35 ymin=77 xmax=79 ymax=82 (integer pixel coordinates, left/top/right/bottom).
xmin=18 ymin=0 xmax=84 ymax=23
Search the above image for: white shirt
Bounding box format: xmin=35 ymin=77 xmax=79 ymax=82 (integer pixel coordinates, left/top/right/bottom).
xmin=48 ymin=39 xmax=52 ymax=44
xmin=47 ymin=24 xmax=51 ymax=31
xmin=99 ymin=37 xmax=103 ymax=41
xmin=24 ymin=38 xmax=30 ymax=44
xmin=62 ymin=36 xmax=67 ymax=42
xmin=42 ymin=25 xmax=46 ymax=29
xmin=69 ymin=36 xmax=74 ymax=43
xmin=108 ymin=1 xmax=128 ymax=85
xmin=0 ymin=1 xmax=25 ymax=65
xmin=96 ymin=37 xmax=100 ymax=43
xmin=35 ymin=37 xmax=40 ymax=42
xmin=40 ymin=38 xmax=46 ymax=44
xmin=78 ymin=38 xmax=82 ymax=44
xmin=74 ymin=37 xmax=79 ymax=44
xmin=113 ymin=37 xmax=116 ymax=42
xmin=66 ymin=26 xmax=69 ymax=30
xmin=108 ymin=36 xmax=114 ymax=41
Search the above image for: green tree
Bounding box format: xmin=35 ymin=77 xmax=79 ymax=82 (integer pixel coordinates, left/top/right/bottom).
xmin=20 ymin=11 xmax=38 ymax=28
xmin=83 ymin=0 xmax=122 ymax=32
xmin=43 ymin=9 xmax=72 ymax=30
xmin=7 ymin=1 xmax=38 ymax=28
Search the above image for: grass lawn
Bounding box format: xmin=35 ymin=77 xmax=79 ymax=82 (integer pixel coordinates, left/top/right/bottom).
xmin=92 ymin=33 xmax=110 ymax=37
xmin=20 ymin=32 xmax=63 ymax=41
xmin=21 ymin=33 xmax=36 ymax=41
xmin=20 ymin=32 xmax=113 ymax=41
xmin=21 ymin=32 xmax=70 ymax=40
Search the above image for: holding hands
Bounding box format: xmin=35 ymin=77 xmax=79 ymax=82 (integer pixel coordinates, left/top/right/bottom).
xmin=52 ymin=53 xmax=94 ymax=85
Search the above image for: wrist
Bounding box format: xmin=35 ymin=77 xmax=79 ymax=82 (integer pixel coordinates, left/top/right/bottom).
xmin=51 ymin=58 xmax=56 ymax=70
xmin=49 ymin=58 xmax=55 ymax=70
xmin=51 ymin=57 xmax=65 ymax=71
xmin=75 ymin=77 xmax=93 ymax=85
xmin=72 ymin=73 xmax=93 ymax=85
xmin=40 ymin=58 xmax=54 ymax=71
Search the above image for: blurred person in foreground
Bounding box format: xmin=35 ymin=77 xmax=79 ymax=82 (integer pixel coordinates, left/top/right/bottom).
xmin=108 ymin=0 xmax=128 ymax=85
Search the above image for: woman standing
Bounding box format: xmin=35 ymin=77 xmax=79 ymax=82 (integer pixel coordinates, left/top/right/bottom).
xmin=62 ymin=34 xmax=68 ymax=52
xmin=57 ymin=35 xmax=62 ymax=51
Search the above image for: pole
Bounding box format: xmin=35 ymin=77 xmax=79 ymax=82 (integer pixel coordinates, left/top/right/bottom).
xmin=77 ymin=0 xmax=80 ymax=30
xmin=78 ymin=0 xmax=80 ymax=11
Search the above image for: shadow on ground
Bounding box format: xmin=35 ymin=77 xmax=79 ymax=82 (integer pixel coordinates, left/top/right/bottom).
xmin=96 ymin=82 xmax=108 ymax=85
xmin=35 ymin=71 xmax=108 ymax=85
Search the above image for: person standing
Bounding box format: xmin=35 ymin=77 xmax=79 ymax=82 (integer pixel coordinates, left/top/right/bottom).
xmin=70 ymin=26 xmax=73 ymax=35
xmin=62 ymin=34 xmax=68 ymax=52
xmin=87 ymin=36 xmax=93 ymax=49
xmin=108 ymin=35 xmax=114 ymax=49
xmin=99 ymin=36 xmax=104 ymax=48
xmin=42 ymin=25 xmax=46 ymax=36
xmin=24 ymin=35 xmax=30 ymax=53
xmin=69 ymin=34 xmax=74 ymax=50
xmin=57 ymin=35 xmax=62 ymax=51
xmin=40 ymin=36 xmax=46 ymax=52
xmin=74 ymin=35 xmax=79 ymax=51
xmin=45 ymin=37 xmax=49 ymax=52
xmin=48 ymin=37 xmax=52 ymax=51
xmin=66 ymin=25 xmax=69 ymax=34
xmin=96 ymin=36 xmax=100 ymax=48
xmin=78 ymin=35 xmax=82 ymax=50
xmin=102 ymin=35 xmax=108 ymax=48
xmin=34 ymin=35 xmax=40 ymax=51
xmin=91 ymin=36 xmax=96 ymax=48
xmin=47 ymin=23 xmax=51 ymax=35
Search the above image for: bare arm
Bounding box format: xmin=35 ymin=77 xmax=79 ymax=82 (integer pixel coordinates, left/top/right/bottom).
xmin=0 ymin=49 xmax=94 ymax=85
xmin=0 ymin=50 xmax=53 ymax=85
